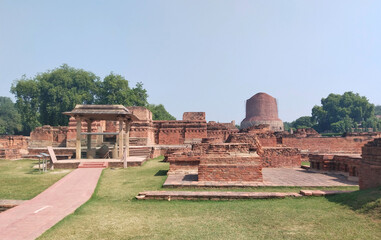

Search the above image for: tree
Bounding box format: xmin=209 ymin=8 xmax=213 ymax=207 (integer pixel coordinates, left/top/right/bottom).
xmin=283 ymin=122 xmax=292 ymax=131
xmin=375 ymin=105 xmax=381 ymax=115
xmin=36 ymin=64 xmax=99 ymax=126
xmin=147 ymin=104 xmax=176 ymax=120
xmin=291 ymin=116 xmax=315 ymax=129
xmin=312 ymin=92 xmax=375 ymax=133
xmin=11 ymin=65 xmax=174 ymax=134
xmin=0 ymin=97 xmax=22 ymax=135
xmin=96 ymin=73 xmax=148 ymax=107
xmin=10 ymin=76 xmax=41 ymax=135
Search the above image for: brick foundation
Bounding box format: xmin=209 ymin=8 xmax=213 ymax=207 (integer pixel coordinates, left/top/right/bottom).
xmin=198 ymin=154 xmax=262 ymax=182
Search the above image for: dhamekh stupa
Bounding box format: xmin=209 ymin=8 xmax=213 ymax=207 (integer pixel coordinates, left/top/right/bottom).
xmin=240 ymin=92 xmax=284 ymax=131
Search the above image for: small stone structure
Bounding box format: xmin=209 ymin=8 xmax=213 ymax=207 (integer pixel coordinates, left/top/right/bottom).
xmin=63 ymin=105 xmax=139 ymax=160
xmin=241 ymin=92 xmax=284 ymax=131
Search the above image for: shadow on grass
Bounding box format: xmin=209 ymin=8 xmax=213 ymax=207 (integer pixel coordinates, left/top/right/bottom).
xmin=154 ymin=170 xmax=168 ymax=176
xmin=26 ymin=161 xmax=47 ymax=175
xmin=325 ymin=186 xmax=381 ymax=219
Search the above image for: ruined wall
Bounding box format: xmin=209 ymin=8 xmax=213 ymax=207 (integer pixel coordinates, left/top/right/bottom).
xmin=283 ymin=135 xmax=380 ymax=154
xmin=261 ymin=147 xmax=301 ymax=168
xmin=309 ymin=154 xmax=361 ymax=179
xmin=167 ymin=154 xmax=200 ymax=174
xmin=183 ymin=112 xmax=205 ymax=121
xmin=0 ymin=135 xmax=29 ymax=159
xmin=127 ymin=107 xmax=155 ymax=145
xmin=360 ymin=138 xmax=381 ymax=189
xmin=198 ymin=154 xmax=262 ymax=182
xmin=207 ymin=122 xmax=238 ymax=142
xmin=30 ymin=125 xmax=68 ymax=147
xmin=154 ymin=121 xmax=207 ymax=145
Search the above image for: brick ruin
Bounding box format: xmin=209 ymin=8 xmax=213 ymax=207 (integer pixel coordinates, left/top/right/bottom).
xmin=166 ymin=125 xmax=301 ymax=183
xmin=0 ymin=94 xmax=380 ymax=188
xmin=359 ymin=138 xmax=381 ymax=189
xmin=309 ymin=154 xmax=361 ymax=182
xmin=21 ymin=107 xmax=238 ymax=159
xmin=0 ymin=136 xmax=29 ymax=159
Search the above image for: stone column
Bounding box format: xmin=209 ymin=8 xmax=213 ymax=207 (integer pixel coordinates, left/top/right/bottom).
xmin=76 ymin=118 xmax=82 ymax=160
xmin=86 ymin=120 xmax=93 ymax=159
xmin=124 ymin=120 xmax=131 ymax=168
xmin=118 ymin=119 xmax=124 ymax=159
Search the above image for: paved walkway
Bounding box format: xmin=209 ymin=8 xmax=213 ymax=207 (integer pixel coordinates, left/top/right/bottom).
xmin=0 ymin=168 xmax=102 ymax=240
xmin=164 ymin=168 xmax=358 ymax=187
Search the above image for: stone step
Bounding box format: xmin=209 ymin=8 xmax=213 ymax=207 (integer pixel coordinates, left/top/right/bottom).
xmin=78 ymin=162 xmax=108 ymax=168
xmin=299 ymin=190 xmax=354 ymax=196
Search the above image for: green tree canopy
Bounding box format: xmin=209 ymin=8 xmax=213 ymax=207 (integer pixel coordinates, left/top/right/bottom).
xmin=375 ymin=105 xmax=381 ymax=115
xmin=95 ymin=73 xmax=148 ymax=107
xmin=0 ymin=97 xmax=22 ymax=135
xmin=147 ymin=104 xmax=176 ymax=120
xmin=291 ymin=116 xmax=315 ymax=129
xmin=11 ymin=64 xmax=173 ymax=135
xmin=11 ymin=64 xmax=99 ymax=131
xmin=10 ymin=76 xmax=41 ymax=134
xmin=311 ymin=92 xmax=376 ymax=133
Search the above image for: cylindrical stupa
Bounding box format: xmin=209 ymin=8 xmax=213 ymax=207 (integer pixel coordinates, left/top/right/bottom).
xmin=240 ymin=92 xmax=284 ymax=131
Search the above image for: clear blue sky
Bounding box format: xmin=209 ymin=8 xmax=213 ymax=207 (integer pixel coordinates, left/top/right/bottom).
xmin=1 ymin=1 xmax=380 ymax=123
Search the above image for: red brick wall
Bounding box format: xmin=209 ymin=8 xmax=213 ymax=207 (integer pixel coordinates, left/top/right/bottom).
xmin=167 ymin=155 xmax=200 ymax=174
xmin=0 ymin=135 xmax=29 ymax=159
xmin=157 ymin=128 xmax=184 ymax=145
xmin=261 ymin=148 xmax=301 ymax=168
xmin=184 ymin=128 xmax=207 ymax=140
xmin=258 ymin=137 xmax=278 ymax=147
xmin=198 ymin=155 xmax=262 ymax=182
xmin=283 ymin=136 xmax=379 ymax=154
xmin=360 ymin=138 xmax=381 ymax=189
xmin=183 ymin=112 xmax=205 ymax=121
xmin=30 ymin=126 xmax=67 ymax=147
xmin=309 ymin=154 xmax=361 ymax=177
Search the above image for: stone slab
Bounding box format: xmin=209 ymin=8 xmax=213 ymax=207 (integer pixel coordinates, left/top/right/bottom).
xmin=164 ymin=168 xmax=359 ymax=187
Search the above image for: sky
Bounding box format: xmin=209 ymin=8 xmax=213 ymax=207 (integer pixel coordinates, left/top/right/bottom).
xmin=1 ymin=0 xmax=381 ymax=124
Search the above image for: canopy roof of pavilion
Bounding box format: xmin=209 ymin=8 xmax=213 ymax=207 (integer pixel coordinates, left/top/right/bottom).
xmin=63 ymin=105 xmax=140 ymax=121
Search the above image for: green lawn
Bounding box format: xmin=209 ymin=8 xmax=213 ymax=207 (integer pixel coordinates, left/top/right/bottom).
xmin=39 ymin=157 xmax=381 ymax=240
xmin=0 ymin=159 xmax=71 ymax=200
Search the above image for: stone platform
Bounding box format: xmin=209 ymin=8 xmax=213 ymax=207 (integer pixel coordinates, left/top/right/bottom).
xmin=163 ymin=168 xmax=358 ymax=187
xmin=53 ymin=156 xmax=147 ymax=169
xmin=136 ymin=190 xmax=354 ymax=200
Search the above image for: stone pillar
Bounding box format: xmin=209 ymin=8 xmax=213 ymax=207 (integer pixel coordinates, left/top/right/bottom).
xmin=86 ymin=120 xmax=93 ymax=159
xmin=76 ymin=118 xmax=81 ymax=160
xmin=124 ymin=120 xmax=131 ymax=168
xmin=118 ymin=120 xmax=124 ymax=159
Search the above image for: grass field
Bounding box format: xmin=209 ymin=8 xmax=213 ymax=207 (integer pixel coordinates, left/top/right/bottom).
xmin=38 ymin=157 xmax=381 ymax=240
xmin=0 ymin=159 xmax=71 ymax=200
